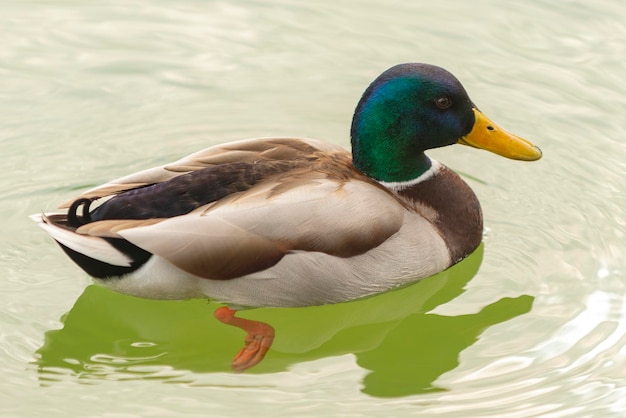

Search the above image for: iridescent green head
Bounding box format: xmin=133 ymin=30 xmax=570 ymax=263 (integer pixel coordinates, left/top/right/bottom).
xmin=350 ymin=63 xmax=542 ymax=183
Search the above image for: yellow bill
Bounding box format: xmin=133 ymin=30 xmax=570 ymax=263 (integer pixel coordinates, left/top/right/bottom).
xmin=458 ymin=108 xmax=542 ymax=161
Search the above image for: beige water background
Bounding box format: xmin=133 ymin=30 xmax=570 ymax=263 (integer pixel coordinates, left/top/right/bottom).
xmin=1 ymin=0 xmax=625 ymax=416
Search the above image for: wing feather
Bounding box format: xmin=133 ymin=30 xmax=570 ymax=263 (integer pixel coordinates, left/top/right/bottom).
xmin=59 ymin=137 xmax=345 ymax=208
xmin=115 ymin=178 xmax=404 ymax=280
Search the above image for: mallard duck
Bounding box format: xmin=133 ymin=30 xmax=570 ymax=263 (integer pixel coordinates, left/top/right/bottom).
xmin=32 ymin=63 xmax=541 ymax=371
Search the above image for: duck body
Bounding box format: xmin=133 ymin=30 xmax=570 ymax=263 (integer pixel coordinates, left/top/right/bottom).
xmin=36 ymin=136 xmax=482 ymax=307
xmin=33 ymin=63 xmax=541 ymax=370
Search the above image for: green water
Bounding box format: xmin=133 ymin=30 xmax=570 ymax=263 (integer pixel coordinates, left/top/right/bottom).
xmin=1 ymin=0 xmax=625 ymax=416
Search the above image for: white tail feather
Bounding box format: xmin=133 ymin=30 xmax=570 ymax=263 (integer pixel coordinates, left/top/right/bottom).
xmin=30 ymin=213 xmax=133 ymax=267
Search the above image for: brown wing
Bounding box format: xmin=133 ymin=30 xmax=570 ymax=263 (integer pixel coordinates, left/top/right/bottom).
xmin=59 ymin=137 xmax=346 ymax=208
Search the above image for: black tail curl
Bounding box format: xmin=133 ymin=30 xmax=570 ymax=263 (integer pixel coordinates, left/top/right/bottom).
xmin=67 ymin=198 xmax=95 ymax=228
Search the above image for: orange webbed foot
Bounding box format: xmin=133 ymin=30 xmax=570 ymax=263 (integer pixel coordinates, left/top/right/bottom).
xmin=214 ymin=306 xmax=275 ymax=372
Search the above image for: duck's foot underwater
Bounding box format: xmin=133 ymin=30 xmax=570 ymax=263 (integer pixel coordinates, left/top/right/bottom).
xmin=214 ymin=306 xmax=275 ymax=372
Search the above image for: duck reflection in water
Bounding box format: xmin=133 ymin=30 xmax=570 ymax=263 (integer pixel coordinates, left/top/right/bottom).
xmin=35 ymin=244 xmax=535 ymax=397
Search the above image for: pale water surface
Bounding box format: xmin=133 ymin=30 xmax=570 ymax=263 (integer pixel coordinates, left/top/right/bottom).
xmin=1 ymin=0 xmax=625 ymax=417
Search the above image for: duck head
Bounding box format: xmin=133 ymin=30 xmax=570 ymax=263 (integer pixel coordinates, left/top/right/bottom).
xmin=350 ymin=63 xmax=542 ymax=182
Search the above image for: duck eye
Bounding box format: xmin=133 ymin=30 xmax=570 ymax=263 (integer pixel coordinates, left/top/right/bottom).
xmin=435 ymin=96 xmax=452 ymax=109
